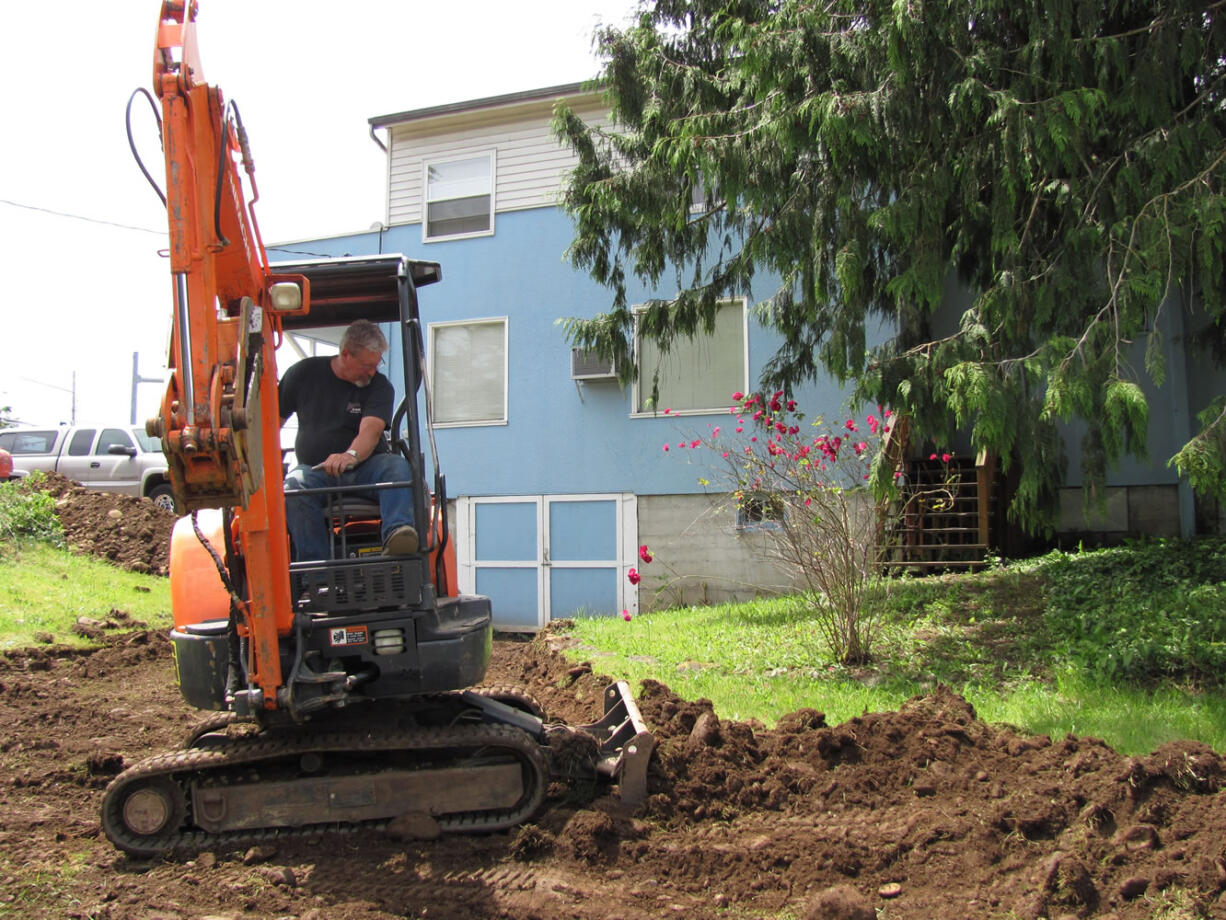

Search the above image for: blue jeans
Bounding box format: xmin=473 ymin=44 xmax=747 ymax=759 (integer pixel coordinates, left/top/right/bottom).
xmin=283 ymin=452 xmax=415 ymax=561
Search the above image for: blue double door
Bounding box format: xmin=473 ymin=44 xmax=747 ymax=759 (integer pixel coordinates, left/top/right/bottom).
xmin=457 ymin=494 xmax=637 ymax=631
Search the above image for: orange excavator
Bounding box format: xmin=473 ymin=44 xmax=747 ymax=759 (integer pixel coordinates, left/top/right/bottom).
xmin=102 ymin=0 xmax=652 ymax=857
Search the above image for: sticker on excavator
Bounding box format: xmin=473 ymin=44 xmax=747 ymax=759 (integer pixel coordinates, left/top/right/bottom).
xmin=329 ymin=625 xmax=369 ymax=647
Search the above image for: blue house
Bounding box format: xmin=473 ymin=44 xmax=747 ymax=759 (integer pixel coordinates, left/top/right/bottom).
xmin=269 ymin=83 xmax=863 ymax=630
xmin=272 ymin=83 xmax=1220 ymax=630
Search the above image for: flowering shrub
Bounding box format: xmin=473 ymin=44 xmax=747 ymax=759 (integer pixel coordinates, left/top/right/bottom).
xmin=668 ymin=392 xmax=896 ymax=665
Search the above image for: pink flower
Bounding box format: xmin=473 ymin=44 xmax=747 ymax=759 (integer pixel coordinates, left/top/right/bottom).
xmin=721 ymin=451 xmax=729 ymax=458
xmin=712 ymin=426 xmax=720 ymax=437
xmin=639 ymin=545 xmax=653 ymax=564
xmin=627 ymin=568 xmax=641 ymax=585
xmin=845 ymin=419 xmax=858 ymax=432
xmin=732 ymin=391 xmax=744 ymax=401
xmin=942 ymin=452 xmax=952 ymax=463
xmin=664 ymin=408 xmax=672 ymax=414
xmin=736 ymin=426 xmax=743 ymax=433
xmin=622 ymin=609 xmax=633 ymax=622
xmin=690 ymin=439 xmax=701 ymax=449
xmin=929 ymin=453 xmax=938 ymax=460
xmin=787 ymin=400 xmax=796 ymax=411
xmin=663 ymin=445 xmax=670 ymax=452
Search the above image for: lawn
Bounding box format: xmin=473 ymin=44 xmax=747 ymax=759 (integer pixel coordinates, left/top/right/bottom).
xmin=563 ymin=538 xmax=1226 ymax=755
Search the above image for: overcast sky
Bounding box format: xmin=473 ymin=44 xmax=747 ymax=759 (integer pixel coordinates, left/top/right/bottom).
xmin=0 ymin=0 xmax=635 ymax=427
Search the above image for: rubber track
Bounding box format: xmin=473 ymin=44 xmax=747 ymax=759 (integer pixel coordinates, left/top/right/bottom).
xmin=101 ymin=722 xmax=549 ymax=858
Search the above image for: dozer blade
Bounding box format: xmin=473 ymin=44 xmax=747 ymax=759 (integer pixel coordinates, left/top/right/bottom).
xmin=578 ymin=681 xmax=656 ymax=805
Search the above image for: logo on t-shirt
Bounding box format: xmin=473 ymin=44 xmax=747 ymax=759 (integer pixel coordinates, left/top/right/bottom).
xmin=346 ymin=397 xmax=362 ymax=415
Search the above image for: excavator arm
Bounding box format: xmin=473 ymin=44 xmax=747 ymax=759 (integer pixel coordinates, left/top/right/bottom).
xmin=148 ymin=0 xmax=307 ymax=708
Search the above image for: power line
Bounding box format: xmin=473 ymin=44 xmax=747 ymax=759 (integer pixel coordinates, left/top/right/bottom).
xmin=0 ymin=198 xmax=165 ymax=235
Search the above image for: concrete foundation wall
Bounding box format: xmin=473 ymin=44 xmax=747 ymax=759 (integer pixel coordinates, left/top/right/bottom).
xmin=635 ymin=493 xmax=800 ymax=610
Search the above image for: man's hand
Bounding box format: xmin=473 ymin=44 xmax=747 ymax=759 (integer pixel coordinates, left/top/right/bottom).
xmin=312 ymin=452 xmax=358 ymax=476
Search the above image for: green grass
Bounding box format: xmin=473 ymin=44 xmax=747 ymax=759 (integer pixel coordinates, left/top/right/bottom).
xmin=565 ymin=539 xmax=1226 ymax=755
xmin=0 ymin=539 xmax=171 ymax=648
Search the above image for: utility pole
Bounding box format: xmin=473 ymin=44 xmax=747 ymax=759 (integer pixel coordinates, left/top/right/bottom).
xmin=130 ymin=352 xmax=162 ymax=425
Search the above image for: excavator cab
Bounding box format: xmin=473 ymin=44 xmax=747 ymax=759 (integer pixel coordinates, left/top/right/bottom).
xmin=275 ymin=254 xmax=495 ymax=709
xmin=169 ymin=254 xmax=495 ymax=716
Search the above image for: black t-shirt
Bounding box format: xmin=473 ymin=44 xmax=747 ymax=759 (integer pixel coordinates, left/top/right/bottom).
xmin=278 ymin=356 xmax=394 ymax=466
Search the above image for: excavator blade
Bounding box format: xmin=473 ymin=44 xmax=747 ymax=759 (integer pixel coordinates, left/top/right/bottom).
xmin=577 ymin=681 xmax=656 ymax=805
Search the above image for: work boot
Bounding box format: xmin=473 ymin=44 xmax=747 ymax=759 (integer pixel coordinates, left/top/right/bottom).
xmin=383 ymin=525 xmax=419 ymax=556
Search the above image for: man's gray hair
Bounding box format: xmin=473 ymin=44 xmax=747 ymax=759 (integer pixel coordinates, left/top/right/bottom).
xmin=341 ymin=319 xmax=388 ymax=356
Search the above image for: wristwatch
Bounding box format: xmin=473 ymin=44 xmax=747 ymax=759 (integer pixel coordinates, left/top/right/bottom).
xmin=345 ymin=449 xmax=359 ymax=461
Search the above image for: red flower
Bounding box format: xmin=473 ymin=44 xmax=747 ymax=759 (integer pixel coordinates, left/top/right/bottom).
xmin=639 ymin=545 xmax=653 ymax=564
xmin=622 ymin=609 xmax=633 ymax=622
xmin=627 ymin=568 xmax=641 ymax=585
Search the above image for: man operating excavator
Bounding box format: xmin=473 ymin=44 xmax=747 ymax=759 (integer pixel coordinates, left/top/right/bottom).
xmin=280 ymin=319 xmax=419 ymax=560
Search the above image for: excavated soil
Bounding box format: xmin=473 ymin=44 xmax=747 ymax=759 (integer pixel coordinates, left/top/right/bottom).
xmin=2 ymin=480 xmax=1226 ymax=919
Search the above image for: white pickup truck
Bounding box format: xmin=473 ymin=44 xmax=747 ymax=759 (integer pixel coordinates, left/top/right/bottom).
xmin=0 ymin=424 xmax=178 ymax=512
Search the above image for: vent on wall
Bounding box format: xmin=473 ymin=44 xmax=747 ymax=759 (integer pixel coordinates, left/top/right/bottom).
xmin=570 ymin=348 xmax=617 ymax=380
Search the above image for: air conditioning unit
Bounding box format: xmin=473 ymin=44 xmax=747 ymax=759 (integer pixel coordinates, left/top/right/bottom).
xmin=570 ymin=347 xmax=617 ymax=381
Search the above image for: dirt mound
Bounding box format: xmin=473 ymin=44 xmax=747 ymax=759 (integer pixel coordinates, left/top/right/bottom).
xmin=5 ymin=483 xmax=1225 ymax=918
xmin=33 ymin=472 xmax=176 ymax=574
xmin=4 ymin=629 xmax=1223 ymax=919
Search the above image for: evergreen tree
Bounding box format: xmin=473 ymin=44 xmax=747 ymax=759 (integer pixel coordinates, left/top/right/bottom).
xmin=555 ymin=0 xmax=1226 ymax=532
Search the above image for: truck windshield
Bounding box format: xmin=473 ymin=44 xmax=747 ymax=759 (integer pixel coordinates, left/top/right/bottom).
xmin=131 ymin=429 xmax=163 ymax=453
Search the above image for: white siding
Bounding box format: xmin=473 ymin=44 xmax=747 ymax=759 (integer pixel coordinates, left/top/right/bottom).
xmin=386 ymin=95 xmax=609 ymax=227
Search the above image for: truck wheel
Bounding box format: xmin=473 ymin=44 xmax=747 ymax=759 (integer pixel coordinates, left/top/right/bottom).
xmin=149 ymin=484 xmax=178 ymax=513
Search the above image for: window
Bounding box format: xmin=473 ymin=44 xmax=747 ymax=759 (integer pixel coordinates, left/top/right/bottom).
xmin=424 ymin=152 xmax=494 ymax=241
xmin=132 ymin=428 xmax=161 ymax=452
xmin=737 ymin=495 xmax=785 ymax=531
xmin=634 ymin=299 xmax=747 ymax=414
xmin=429 ymin=318 xmax=508 ymax=426
xmin=67 ymin=429 xmax=95 ymax=456
xmin=688 ymin=170 xmax=721 ymax=214
xmin=0 ymin=430 xmax=57 ymax=454
xmin=95 ymin=428 xmax=134 ymax=455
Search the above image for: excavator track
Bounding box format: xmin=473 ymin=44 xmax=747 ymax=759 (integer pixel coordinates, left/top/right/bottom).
xmin=102 ymin=722 xmax=549 ymax=858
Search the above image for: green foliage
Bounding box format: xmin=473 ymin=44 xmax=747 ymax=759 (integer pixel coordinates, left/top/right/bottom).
xmin=556 ymin=0 xmax=1226 ymax=533
xmin=0 ymin=474 xmax=64 ymax=547
xmin=1043 ymin=538 xmax=1226 ymax=685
